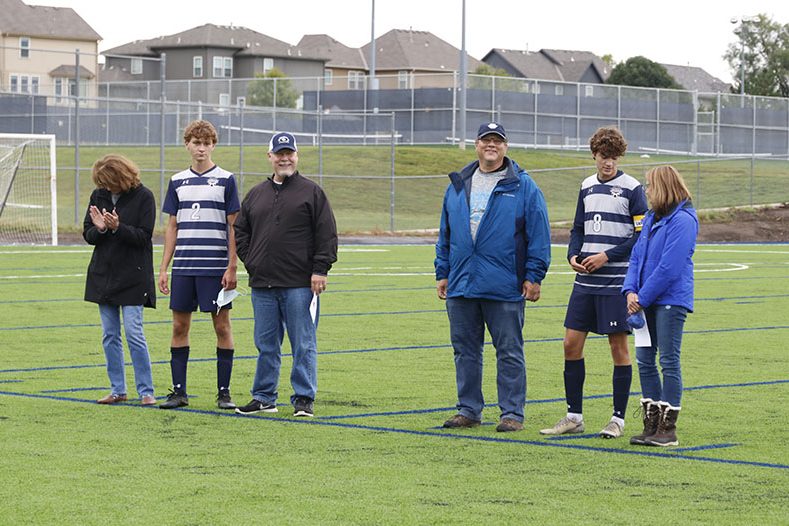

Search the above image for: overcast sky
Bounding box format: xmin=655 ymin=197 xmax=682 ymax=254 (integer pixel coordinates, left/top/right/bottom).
xmin=40 ymin=0 xmax=789 ymax=84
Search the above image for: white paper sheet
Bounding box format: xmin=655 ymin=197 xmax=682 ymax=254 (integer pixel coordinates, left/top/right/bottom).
xmin=310 ymin=293 xmax=318 ymax=323
xmin=633 ymin=318 xmax=652 ymax=347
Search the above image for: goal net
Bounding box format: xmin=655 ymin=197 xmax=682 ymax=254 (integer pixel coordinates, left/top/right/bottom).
xmin=0 ymin=134 xmax=57 ymax=245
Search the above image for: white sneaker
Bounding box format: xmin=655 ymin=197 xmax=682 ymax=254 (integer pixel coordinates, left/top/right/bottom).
xmin=540 ymin=416 xmax=585 ymax=435
xmin=599 ymin=420 xmax=624 ymax=439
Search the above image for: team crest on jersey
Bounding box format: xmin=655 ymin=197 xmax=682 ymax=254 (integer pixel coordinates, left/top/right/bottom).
xmin=610 ymin=186 xmax=623 ymax=198
xmin=207 ymin=177 xmax=219 ymax=186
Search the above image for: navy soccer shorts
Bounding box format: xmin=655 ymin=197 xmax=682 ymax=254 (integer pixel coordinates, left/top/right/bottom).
xmin=564 ymin=288 xmax=629 ymax=335
xmin=170 ymin=274 xmax=229 ymax=313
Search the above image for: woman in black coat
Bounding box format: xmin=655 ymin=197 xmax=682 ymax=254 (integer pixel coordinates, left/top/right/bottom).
xmin=84 ymin=154 xmax=157 ymax=405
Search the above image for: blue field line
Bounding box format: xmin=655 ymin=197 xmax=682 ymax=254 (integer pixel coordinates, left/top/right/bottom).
xmin=673 ymin=443 xmax=739 ymax=452
xmin=0 ymin=389 xmax=785 ymax=471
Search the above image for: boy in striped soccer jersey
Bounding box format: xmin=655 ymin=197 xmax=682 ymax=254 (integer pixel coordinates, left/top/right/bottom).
xmin=540 ymin=126 xmax=647 ymax=439
xmin=157 ymin=120 xmax=241 ymax=410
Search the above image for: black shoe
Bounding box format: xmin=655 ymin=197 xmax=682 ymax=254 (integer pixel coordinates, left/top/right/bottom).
xmin=293 ymin=396 xmax=314 ymax=417
xmin=235 ymin=399 xmax=278 ymax=415
xmin=216 ymin=388 xmax=236 ymax=410
xmin=159 ymin=388 xmax=188 ymax=409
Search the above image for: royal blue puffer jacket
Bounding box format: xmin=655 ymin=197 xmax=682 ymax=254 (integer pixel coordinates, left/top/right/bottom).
xmin=434 ymin=157 xmax=551 ymax=301
xmin=622 ymin=200 xmax=698 ymax=311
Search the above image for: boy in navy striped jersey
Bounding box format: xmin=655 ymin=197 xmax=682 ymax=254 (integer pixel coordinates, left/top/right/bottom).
xmin=540 ymin=127 xmax=647 ymax=439
xmin=157 ymin=120 xmax=241 ymax=410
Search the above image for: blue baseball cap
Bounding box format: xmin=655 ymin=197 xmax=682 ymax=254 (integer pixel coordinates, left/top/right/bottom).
xmin=477 ymin=122 xmax=507 ymax=140
xmin=269 ymin=132 xmax=298 ymax=153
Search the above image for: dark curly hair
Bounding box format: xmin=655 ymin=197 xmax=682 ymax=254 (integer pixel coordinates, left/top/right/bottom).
xmin=589 ymin=126 xmax=627 ymax=158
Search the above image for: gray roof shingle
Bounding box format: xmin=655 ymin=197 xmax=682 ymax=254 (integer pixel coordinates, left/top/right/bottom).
xmin=361 ymin=29 xmax=481 ymax=72
xmin=298 ymin=34 xmax=367 ymax=69
xmin=660 ymin=63 xmax=731 ymax=92
xmin=0 ymin=0 xmax=101 ymax=41
xmin=103 ymin=23 xmax=322 ymax=61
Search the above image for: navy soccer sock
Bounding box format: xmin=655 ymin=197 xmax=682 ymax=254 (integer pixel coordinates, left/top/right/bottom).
xmin=612 ymin=364 xmax=633 ymax=419
xmin=170 ymin=346 xmax=190 ymax=393
xmin=216 ymin=347 xmax=234 ymax=391
xmin=564 ymin=358 xmax=585 ymax=415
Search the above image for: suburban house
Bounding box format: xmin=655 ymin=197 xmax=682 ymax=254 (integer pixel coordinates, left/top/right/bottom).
xmin=0 ymin=0 xmax=101 ymax=103
xmin=660 ymin=63 xmax=731 ymax=93
xmin=360 ymin=29 xmax=482 ymax=89
xmin=297 ymin=34 xmax=368 ymax=91
xmin=101 ymin=23 xmax=326 ymax=106
xmin=482 ymin=48 xmax=610 ymax=90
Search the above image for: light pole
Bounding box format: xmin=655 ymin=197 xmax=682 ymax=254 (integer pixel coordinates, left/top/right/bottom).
xmin=730 ymin=16 xmax=757 ymax=95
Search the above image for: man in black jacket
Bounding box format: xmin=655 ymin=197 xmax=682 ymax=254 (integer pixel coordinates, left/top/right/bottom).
xmin=234 ymin=132 xmax=338 ymax=417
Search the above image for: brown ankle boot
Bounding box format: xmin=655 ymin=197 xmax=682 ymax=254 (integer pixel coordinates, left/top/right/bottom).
xmin=645 ymin=402 xmax=680 ymax=447
xmin=629 ymin=398 xmax=660 ymax=445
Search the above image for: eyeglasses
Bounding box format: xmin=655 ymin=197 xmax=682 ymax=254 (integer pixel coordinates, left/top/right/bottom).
xmin=478 ymin=136 xmax=505 ymax=145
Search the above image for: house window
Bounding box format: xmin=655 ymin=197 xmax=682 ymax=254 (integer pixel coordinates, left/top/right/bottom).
xmin=531 ymin=82 xmax=541 ymax=95
xmin=8 ymin=74 xmax=39 ymax=93
xmin=193 ymin=56 xmax=203 ymax=78
xmin=555 ymin=85 xmax=564 ymax=96
xmin=398 ymin=70 xmax=409 ymax=89
xmin=348 ymin=71 xmax=362 ymax=90
xmin=324 ymin=69 xmax=333 ymax=86
xmin=55 ymin=78 xmax=63 ymax=101
xmin=10 ymin=75 xmax=18 ymax=92
xmin=19 ymin=37 xmax=30 ymax=58
xmin=585 ymin=85 xmax=594 ymax=97
xmin=213 ymin=56 xmax=233 ymax=78
xmin=131 ymin=58 xmax=142 ymax=75
xmin=263 ymin=58 xmax=274 ymax=74
xmin=21 ymin=76 xmax=29 ymax=93
xmin=31 ymin=76 xmax=39 ymax=94
xmin=69 ymin=78 xmax=89 ymax=97
xmin=219 ymin=93 xmax=230 ymax=106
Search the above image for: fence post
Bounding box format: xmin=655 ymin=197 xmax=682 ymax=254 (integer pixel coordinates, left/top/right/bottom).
xmin=73 ymin=49 xmax=80 ymax=225
xmin=159 ymin=53 xmax=167 ymax=225
xmin=238 ymin=101 xmax=245 ymax=193
xmin=317 ymin=105 xmax=323 ymax=187
xmin=390 ymin=111 xmax=396 ymax=232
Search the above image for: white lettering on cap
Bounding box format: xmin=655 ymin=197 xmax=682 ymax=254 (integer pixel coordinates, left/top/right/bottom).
xmin=278 ymin=135 xmax=290 ymax=143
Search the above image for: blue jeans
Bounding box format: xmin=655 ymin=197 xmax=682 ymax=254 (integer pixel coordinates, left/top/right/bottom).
xmin=98 ymin=304 xmax=154 ymax=397
xmin=446 ymin=297 xmax=526 ymax=422
xmin=250 ymin=287 xmax=318 ymax=405
xmin=636 ymin=304 xmax=688 ymax=407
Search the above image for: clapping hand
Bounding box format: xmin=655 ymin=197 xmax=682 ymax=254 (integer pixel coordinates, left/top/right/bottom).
xmin=102 ymin=208 xmax=120 ymax=231
xmin=89 ymin=205 xmax=107 ymax=231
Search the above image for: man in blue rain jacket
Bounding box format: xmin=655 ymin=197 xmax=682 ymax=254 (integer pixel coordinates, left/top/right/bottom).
xmin=435 ymin=122 xmax=551 ymax=433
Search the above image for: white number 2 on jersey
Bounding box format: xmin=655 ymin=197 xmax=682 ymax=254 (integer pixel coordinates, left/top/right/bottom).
xmin=191 ymin=202 xmax=201 ymax=220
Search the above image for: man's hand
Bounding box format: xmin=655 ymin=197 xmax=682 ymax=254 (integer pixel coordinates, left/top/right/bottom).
xmin=311 ymin=274 xmax=328 ymax=295
xmin=569 ymin=255 xmax=587 ymax=273
xmin=436 ymin=279 xmax=448 ymax=300
xmin=222 ymin=266 xmax=237 ymax=291
xmin=581 ymin=252 xmax=608 ymax=273
xmin=626 ymin=292 xmax=642 ymax=315
xmin=158 ymin=270 xmax=170 ymax=295
xmin=522 ymin=281 xmax=541 ymax=302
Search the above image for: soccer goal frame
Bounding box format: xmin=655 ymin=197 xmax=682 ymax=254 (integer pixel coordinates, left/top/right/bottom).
xmin=0 ymin=133 xmax=57 ymax=245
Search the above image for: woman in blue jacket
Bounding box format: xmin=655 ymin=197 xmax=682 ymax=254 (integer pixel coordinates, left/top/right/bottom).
xmin=622 ymin=165 xmax=698 ymax=447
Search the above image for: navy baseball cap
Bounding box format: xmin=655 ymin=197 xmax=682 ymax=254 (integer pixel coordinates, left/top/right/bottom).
xmin=269 ymin=132 xmax=298 ymax=153
xmin=477 ymin=122 xmax=507 ymax=140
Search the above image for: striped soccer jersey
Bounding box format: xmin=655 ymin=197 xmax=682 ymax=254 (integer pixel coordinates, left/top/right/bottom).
xmin=162 ymin=165 xmax=240 ymax=276
xmin=569 ymin=170 xmax=647 ymax=295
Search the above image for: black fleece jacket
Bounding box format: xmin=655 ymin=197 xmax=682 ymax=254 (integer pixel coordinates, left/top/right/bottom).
xmin=234 ymin=172 xmax=337 ymax=288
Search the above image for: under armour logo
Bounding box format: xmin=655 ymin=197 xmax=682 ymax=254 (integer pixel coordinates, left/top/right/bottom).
xmin=278 ymin=135 xmax=291 ymax=144
xmin=610 ymin=321 xmax=618 ymax=326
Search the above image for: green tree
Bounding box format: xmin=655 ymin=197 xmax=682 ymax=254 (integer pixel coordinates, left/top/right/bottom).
xmin=725 ymin=13 xmax=789 ymax=97
xmin=606 ymin=56 xmax=682 ymax=89
xmin=468 ymin=64 xmax=526 ymax=92
xmin=246 ymin=68 xmax=299 ymax=108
